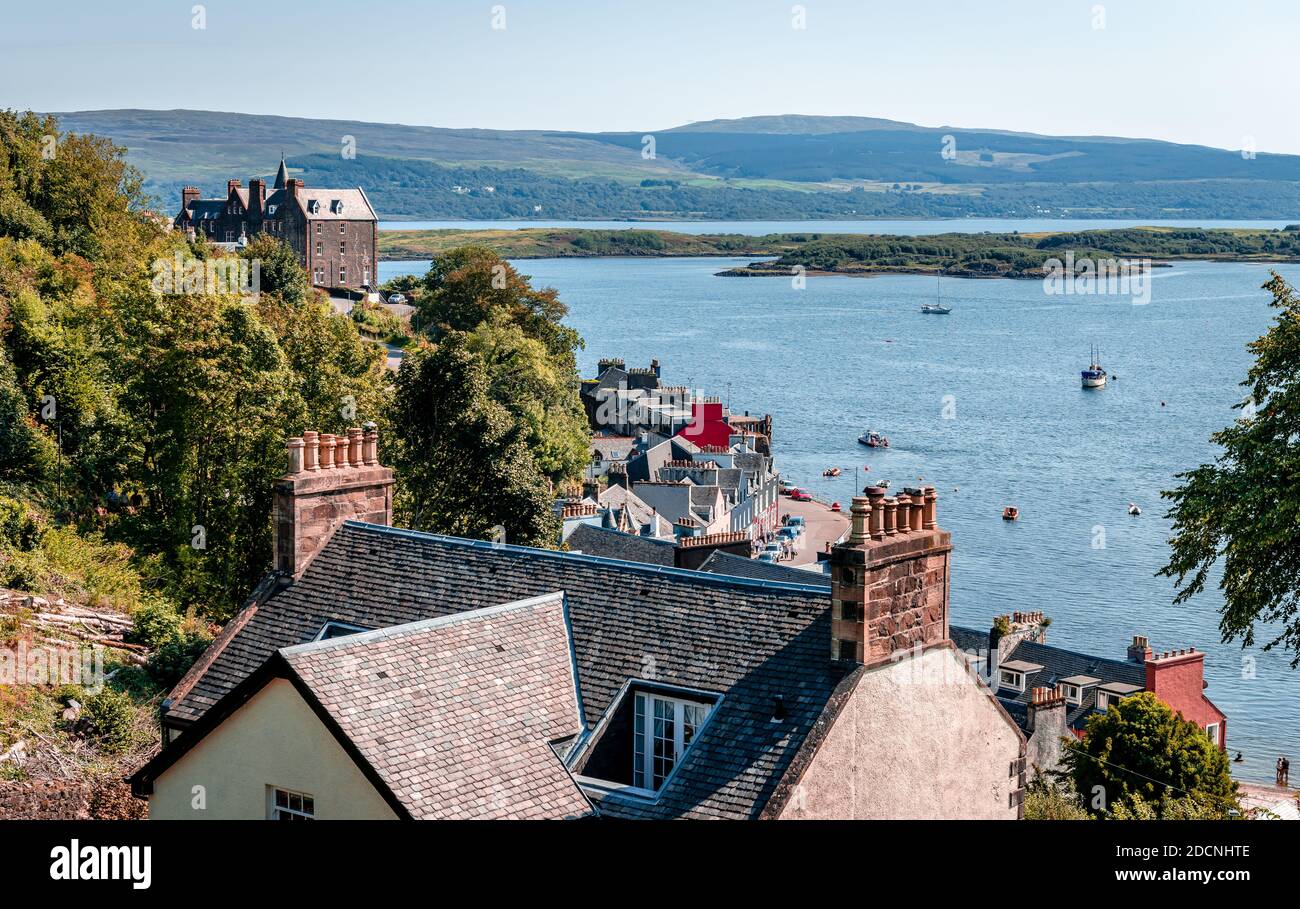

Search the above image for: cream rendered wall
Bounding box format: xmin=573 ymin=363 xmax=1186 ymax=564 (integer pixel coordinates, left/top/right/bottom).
xmin=778 ymin=645 xmax=1023 ymax=820
xmin=150 ymin=678 xmax=398 ymax=820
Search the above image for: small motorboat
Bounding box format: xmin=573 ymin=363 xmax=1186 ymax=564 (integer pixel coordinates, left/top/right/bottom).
xmin=921 ymin=303 xmax=952 ymax=314
xmin=1002 ymin=506 xmax=1019 ymax=521
xmin=1128 ymin=503 xmax=1141 ymax=516
xmin=858 ymin=430 xmax=890 ymax=448
xmin=823 ymin=467 xmax=842 ymax=477
xmin=1081 ymin=345 xmax=1107 ymax=389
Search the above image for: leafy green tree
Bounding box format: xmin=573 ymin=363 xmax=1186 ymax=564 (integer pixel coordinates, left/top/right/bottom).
xmin=390 ymin=335 xmax=559 ymax=547
xmin=1162 ymin=273 xmax=1300 ymax=663
xmin=1022 ymin=778 xmax=1090 ymax=820
xmin=1062 ymin=692 xmax=1238 ymax=819
xmin=240 ymin=234 xmax=311 ymax=306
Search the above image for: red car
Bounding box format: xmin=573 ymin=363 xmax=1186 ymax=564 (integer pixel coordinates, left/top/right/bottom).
xmin=790 ymin=489 xmax=813 ymax=502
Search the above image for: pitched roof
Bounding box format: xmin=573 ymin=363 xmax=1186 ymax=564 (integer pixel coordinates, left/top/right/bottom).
xmin=697 ymin=550 xmax=832 ymax=588
xmin=279 ymin=593 xmax=592 ymax=820
xmin=291 ymin=187 xmax=378 ymax=221
xmin=164 ymin=521 xmax=844 ymax=819
xmin=565 ymin=522 xmax=675 ymax=566
xmin=950 ymin=625 xmax=1147 ymax=731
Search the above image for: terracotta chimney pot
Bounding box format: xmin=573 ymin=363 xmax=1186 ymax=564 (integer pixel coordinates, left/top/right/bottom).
xmin=363 ymin=422 xmax=378 ymax=466
xmin=303 ymin=431 xmax=320 ymax=472
xmin=883 ymin=497 xmax=899 ymax=537
xmin=922 ymin=486 xmax=937 ymax=529
xmin=319 ymin=433 xmax=336 ymax=469
xmin=866 ymin=486 xmax=887 ymax=539
xmin=849 ymin=496 xmax=871 ymax=544
xmin=335 ymin=435 xmax=349 ymax=469
xmin=895 ymin=493 xmax=912 ymax=534
xmin=347 ymin=427 xmax=363 ymax=467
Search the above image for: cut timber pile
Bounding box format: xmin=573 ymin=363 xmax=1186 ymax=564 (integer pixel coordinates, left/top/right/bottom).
xmin=0 ymin=590 xmax=144 ymax=665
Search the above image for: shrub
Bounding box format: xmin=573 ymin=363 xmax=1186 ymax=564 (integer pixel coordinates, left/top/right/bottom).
xmin=81 ymin=688 xmax=136 ymax=753
xmin=146 ymin=630 xmax=213 ymax=689
xmin=126 ymin=599 xmax=183 ymax=650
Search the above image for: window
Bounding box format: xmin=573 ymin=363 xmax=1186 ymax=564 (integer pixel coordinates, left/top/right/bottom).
xmin=316 ymin=241 xmax=322 ymax=255
xmin=633 ymin=692 xmax=711 ymax=791
xmin=339 ymin=265 xmax=347 ymax=285
xmin=313 ymin=620 xmax=369 ymax=642
xmin=269 ymin=787 xmax=314 ymax=821
xmin=339 ymin=222 xmax=346 ymax=234
xmin=999 ymin=669 xmax=1025 ymax=691
xmin=835 ymin=599 xmax=860 ymax=622
xmin=316 ymin=222 xmax=322 ymax=235
xmin=340 ymin=240 xmax=346 ymax=255
xmin=1061 ymin=683 xmax=1082 ymax=705
xmin=1096 ymin=691 xmax=1110 ymax=711
xmin=1206 ymin=722 xmax=1220 ymax=744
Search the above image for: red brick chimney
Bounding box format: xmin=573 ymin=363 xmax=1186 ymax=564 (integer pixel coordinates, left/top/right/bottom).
xmin=829 ymin=485 xmax=950 ymax=664
xmin=181 ymin=186 xmax=200 ymax=213
xmin=272 ymin=423 xmax=394 ymax=577
xmin=227 ymin=179 xmax=242 ymax=196
xmin=286 ymin=178 xmax=303 ymax=196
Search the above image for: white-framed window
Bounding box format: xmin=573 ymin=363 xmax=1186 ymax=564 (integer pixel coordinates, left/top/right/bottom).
xmin=999 ymin=669 xmax=1025 ymax=692
xmin=268 ymin=787 xmax=314 ymax=821
xmin=340 ymin=240 xmax=346 ymax=255
xmin=339 ymin=265 xmax=347 ymax=285
xmin=1096 ymin=691 xmax=1110 ymax=711
xmin=1061 ymin=683 xmax=1082 ymax=705
xmin=339 ymin=222 xmax=346 ymax=234
xmin=1206 ymin=722 xmax=1220 ymax=744
xmin=633 ymin=692 xmax=711 ymax=792
xmin=316 ymin=222 xmax=322 ymax=235
xmin=316 ymin=241 xmax=322 ymax=255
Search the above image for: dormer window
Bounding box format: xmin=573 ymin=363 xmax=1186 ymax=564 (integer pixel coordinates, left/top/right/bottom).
xmin=999 ymin=669 xmax=1025 ymax=692
xmin=332 ymin=199 xmax=344 ymax=214
xmin=308 ymin=199 xmax=320 ymax=214
xmin=570 ymin=681 xmax=720 ymax=799
xmin=267 ymin=204 xmax=277 ymax=215
xmin=312 ymin=620 xmax=369 ymax=642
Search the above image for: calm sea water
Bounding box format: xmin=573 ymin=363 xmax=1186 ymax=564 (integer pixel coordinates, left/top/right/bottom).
xmin=379 ymin=253 xmax=1300 ymax=784
xmin=380 ymin=217 xmax=1296 ymax=235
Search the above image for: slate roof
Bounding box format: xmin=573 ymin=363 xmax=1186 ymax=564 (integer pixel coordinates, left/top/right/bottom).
xmin=165 ymin=521 xmax=845 ymax=819
xmin=565 ymin=522 xmax=675 ymax=567
xmin=950 ymin=625 xmax=1147 ymax=732
xmin=292 ymin=187 xmax=378 ymax=221
xmin=280 ymin=593 xmax=592 ymax=820
xmin=596 ymin=483 xmax=674 ymax=537
xmin=697 ymin=550 xmax=832 ymax=588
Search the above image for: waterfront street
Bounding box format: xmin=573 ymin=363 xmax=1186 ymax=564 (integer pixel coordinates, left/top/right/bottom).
xmin=780 ymin=495 xmax=849 ymax=567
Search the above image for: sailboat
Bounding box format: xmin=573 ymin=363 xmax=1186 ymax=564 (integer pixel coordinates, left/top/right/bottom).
xmin=1081 ymin=345 xmax=1108 ymax=388
xmin=922 ymin=273 xmax=952 ymax=314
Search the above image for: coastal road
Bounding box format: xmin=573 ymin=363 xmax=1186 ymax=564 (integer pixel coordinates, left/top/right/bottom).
xmin=780 ymin=496 xmax=849 ymax=566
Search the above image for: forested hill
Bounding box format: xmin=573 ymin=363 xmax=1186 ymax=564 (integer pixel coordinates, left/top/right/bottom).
xmin=52 ymin=109 xmax=1300 ymax=221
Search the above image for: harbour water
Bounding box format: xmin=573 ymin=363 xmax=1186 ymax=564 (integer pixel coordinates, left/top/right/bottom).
xmin=378 ymin=252 xmax=1300 ymax=784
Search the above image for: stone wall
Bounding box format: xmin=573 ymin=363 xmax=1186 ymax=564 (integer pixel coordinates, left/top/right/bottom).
xmin=0 ymin=779 xmax=147 ymax=820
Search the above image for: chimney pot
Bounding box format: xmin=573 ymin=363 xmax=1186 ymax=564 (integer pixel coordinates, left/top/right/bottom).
xmin=286 ymin=437 xmax=305 ymax=475
xmin=347 ymin=427 xmax=363 ymax=468
xmin=363 ymin=422 xmax=378 ymax=466
xmin=883 ymin=497 xmax=899 ymax=537
xmin=318 ymin=433 xmax=336 ymax=469
xmin=303 ymin=431 xmax=320 ymax=471
xmin=334 ymin=435 xmax=349 ymax=470
xmin=849 ymin=496 xmax=871 ymax=544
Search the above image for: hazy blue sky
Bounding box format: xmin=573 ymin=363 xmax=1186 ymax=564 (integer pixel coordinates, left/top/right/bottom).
xmin=4 ymin=0 xmax=1296 ymax=151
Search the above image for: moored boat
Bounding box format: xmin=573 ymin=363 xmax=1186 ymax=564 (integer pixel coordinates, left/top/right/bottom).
xmin=857 ymin=430 xmax=890 ymax=448
xmin=921 ymin=303 xmax=952 ymax=314
xmin=1082 ymin=345 xmax=1107 ymax=388
xmin=1002 ymin=506 xmax=1019 ymax=521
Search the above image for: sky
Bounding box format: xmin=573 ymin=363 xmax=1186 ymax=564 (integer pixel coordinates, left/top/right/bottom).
xmin=3 ymin=0 xmax=1297 ymax=152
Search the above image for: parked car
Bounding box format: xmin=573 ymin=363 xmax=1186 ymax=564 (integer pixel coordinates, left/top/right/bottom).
xmin=757 ymin=551 xmax=780 ymax=563
xmin=387 ymin=292 xmax=407 ymax=305
xmin=790 ymin=489 xmax=812 ymax=502
xmin=784 ymin=515 xmax=806 ymax=528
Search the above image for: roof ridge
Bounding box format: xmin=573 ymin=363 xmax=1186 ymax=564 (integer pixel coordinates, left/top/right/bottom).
xmin=280 ymin=591 xmax=565 ymax=658
xmin=339 ymin=521 xmax=832 ymax=596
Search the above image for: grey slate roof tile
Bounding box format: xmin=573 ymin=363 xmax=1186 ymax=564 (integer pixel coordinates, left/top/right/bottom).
xmin=168 ymin=522 xmax=844 ymax=819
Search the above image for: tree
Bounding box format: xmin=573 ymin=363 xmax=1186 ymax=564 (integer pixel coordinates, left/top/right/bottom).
xmin=390 ymin=335 xmax=559 ymax=547
xmin=1062 ymin=692 xmax=1238 ymax=819
xmin=1161 ymin=273 xmax=1300 ymax=663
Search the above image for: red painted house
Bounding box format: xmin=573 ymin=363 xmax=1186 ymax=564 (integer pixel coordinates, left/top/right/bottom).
xmin=1143 ymin=645 xmax=1228 ymax=749
xmin=674 ymin=400 xmax=734 ymax=449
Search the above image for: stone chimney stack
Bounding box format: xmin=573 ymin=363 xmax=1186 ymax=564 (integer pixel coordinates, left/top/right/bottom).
xmin=227 ymin=179 xmax=242 ymax=195
xmin=1026 ymin=686 xmax=1067 ymax=733
xmin=248 ymin=178 xmax=266 ymax=217
xmin=181 ymin=186 xmax=200 ymax=211
xmin=829 ymin=484 xmax=950 ymax=664
xmin=272 ymin=421 xmax=394 ymax=578
xmin=286 ymin=178 xmax=303 ymax=196
xmin=1127 ymin=634 xmax=1153 ymax=664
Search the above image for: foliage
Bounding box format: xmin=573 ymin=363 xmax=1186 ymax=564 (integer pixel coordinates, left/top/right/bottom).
xmin=80 ymin=688 xmax=137 ymax=754
xmin=1062 ymin=692 xmax=1238 ymax=819
xmin=1022 ymin=777 xmax=1090 ymax=820
xmin=146 ymin=629 xmax=213 ymax=689
xmin=125 ymin=599 xmax=183 ymax=649
xmin=1161 ymin=274 xmax=1300 ymax=663
xmin=391 ymin=336 xmax=559 ymax=546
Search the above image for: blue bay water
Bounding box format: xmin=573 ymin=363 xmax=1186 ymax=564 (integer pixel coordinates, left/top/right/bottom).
xmin=379 ymin=252 xmax=1300 ymax=785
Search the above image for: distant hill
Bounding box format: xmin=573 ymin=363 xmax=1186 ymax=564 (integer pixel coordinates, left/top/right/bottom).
xmin=50 ymin=109 xmax=1300 ymax=221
